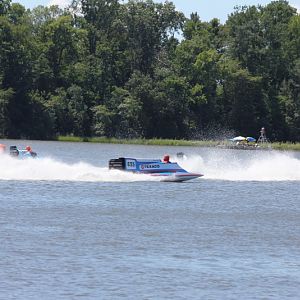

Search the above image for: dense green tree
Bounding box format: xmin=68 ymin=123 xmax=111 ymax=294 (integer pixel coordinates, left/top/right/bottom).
xmin=0 ymin=0 xmax=11 ymax=15
xmin=0 ymin=3 xmax=37 ymax=138
xmin=74 ymin=0 xmax=120 ymax=54
xmin=175 ymin=16 xmax=225 ymax=134
xmin=111 ymin=87 xmax=143 ymax=138
xmin=152 ymin=74 xmax=191 ymax=138
xmin=0 ymin=0 xmax=299 ymax=141
xmin=92 ymin=104 xmax=116 ymax=137
xmin=121 ymin=71 xmax=155 ymax=138
xmin=218 ymin=58 xmax=268 ymax=135
xmin=121 ymin=0 xmax=185 ymax=74
xmin=0 ymin=87 xmax=14 ymax=137
xmin=225 ymin=1 xmax=298 ymax=140
xmin=226 ymin=5 xmax=264 ymax=74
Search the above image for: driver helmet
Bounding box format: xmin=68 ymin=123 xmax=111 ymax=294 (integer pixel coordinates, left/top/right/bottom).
xmin=163 ymin=155 xmax=170 ymax=162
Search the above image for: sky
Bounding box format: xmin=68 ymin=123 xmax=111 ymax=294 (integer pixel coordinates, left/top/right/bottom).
xmin=16 ymin=0 xmax=300 ymax=23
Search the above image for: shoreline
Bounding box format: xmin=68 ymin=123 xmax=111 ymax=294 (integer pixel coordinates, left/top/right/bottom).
xmin=56 ymin=136 xmax=300 ymax=151
xmin=2 ymin=136 xmax=299 ymax=151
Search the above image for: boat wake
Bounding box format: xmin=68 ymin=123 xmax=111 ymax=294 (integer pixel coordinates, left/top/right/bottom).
xmin=178 ymin=151 xmax=300 ymax=181
xmin=0 ymin=155 xmax=157 ymax=182
xmin=1 ymin=150 xmax=299 ymax=182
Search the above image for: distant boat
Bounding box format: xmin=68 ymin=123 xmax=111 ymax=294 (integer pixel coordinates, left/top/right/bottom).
xmin=9 ymin=145 xmax=38 ymax=158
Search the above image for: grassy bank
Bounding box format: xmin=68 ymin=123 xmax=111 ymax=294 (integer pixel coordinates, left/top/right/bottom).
xmin=270 ymin=142 xmax=300 ymax=151
xmin=57 ymin=136 xmax=300 ymax=151
xmin=56 ymin=136 xmax=219 ymax=147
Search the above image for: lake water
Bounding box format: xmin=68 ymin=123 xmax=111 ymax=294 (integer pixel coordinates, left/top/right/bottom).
xmin=0 ymin=140 xmax=300 ymax=299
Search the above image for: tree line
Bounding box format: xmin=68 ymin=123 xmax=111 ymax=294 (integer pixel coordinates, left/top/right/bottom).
xmin=0 ymin=0 xmax=299 ymax=141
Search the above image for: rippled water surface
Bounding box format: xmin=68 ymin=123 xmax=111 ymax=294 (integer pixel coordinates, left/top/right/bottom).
xmin=0 ymin=140 xmax=300 ymax=299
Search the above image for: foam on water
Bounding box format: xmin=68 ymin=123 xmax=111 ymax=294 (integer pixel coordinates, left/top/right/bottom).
xmin=177 ymin=151 xmax=300 ymax=181
xmin=0 ymin=155 xmax=157 ymax=182
xmin=1 ymin=150 xmax=299 ymax=182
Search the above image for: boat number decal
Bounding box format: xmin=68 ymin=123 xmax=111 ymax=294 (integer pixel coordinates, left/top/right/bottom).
xmin=126 ymin=159 xmax=136 ymax=170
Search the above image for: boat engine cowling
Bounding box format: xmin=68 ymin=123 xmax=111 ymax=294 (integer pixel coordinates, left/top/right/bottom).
xmin=109 ymin=158 xmax=126 ymax=170
xmin=10 ymin=146 xmax=19 ymax=157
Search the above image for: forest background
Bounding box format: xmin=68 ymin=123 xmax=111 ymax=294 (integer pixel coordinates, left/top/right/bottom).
xmin=1 ymin=0 xmax=300 ymax=142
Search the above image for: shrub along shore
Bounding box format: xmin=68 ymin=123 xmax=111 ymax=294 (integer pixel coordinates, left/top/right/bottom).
xmin=57 ymin=136 xmax=300 ymax=151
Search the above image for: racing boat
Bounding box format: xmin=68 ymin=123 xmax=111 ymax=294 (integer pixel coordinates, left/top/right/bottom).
xmin=109 ymin=157 xmax=203 ymax=182
xmin=9 ymin=146 xmax=37 ymax=158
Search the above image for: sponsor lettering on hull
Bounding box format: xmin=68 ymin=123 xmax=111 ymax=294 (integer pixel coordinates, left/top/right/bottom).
xmin=140 ymin=164 xmax=161 ymax=170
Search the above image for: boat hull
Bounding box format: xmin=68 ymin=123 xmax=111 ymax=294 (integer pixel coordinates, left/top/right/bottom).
xmin=151 ymin=173 xmax=203 ymax=182
xmin=109 ymin=157 xmax=203 ymax=182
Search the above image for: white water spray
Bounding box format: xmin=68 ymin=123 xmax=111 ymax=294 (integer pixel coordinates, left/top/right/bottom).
xmin=177 ymin=151 xmax=300 ymax=181
xmin=0 ymin=155 xmax=157 ymax=182
xmin=1 ymin=150 xmax=299 ymax=182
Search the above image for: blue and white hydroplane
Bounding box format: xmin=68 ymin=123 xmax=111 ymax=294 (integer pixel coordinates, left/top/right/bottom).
xmin=109 ymin=156 xmax=203 ymax=182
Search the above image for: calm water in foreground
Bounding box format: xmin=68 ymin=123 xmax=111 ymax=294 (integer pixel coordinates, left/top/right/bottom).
xmin=0 ymin=140 xmax=300 ymax=299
